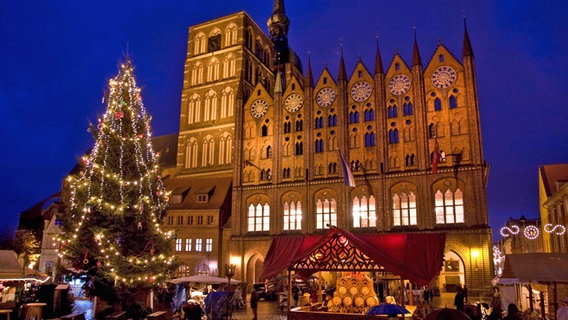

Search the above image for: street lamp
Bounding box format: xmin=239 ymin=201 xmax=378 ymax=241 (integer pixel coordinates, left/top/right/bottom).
xmin=225 ymin=264 xmax=236 ymax=289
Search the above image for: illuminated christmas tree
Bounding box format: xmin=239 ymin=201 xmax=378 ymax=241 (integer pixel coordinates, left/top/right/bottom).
xmin=58 ymin=58 xmax=174 ymax=302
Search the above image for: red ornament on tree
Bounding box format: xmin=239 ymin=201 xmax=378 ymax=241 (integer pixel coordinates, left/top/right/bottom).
xmin=115 ymin=111 xmax=124 ymax=119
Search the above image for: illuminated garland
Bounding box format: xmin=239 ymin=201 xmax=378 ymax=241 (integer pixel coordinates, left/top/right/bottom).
xmin=500 ymin=223 xmax=566 ymax=240
xmin=492 ymin=245 xmax=505 ymax=277
xmin=58 ymin=59 xmax=174 ymax=285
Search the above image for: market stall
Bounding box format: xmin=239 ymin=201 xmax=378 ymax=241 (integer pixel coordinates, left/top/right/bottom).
xmin=260 ymin=227 xmax=446 ymax=319
xmin=495 ymin=253 xmax=568 ymax=318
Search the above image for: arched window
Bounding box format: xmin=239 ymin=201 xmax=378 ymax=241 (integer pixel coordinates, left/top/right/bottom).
xmin=204 ymin=90 xmax=217 ymax=121
xmin=261 ymin=124 xmax=268 ymax=137
xmin=315 ymin=116 xmax=324 ymax=129
xmin=352 ymin=195 xmax=376 ymax=228
xmin=434 ymin=98 xmax=442 ymax=111
xmin=328 ymin=162 xmax=337 ymax=174
xmin=295 ymin=142 xmax=303 ymax=155
xmin=224 ymin=23 xmax=238 ymax=46
xmin=435 ymin=188 xmax=464 ymax=224
xmin=405 ymin=154 xmax=415 ymax=166
xmin=194 ymin=33 xmax=206 ymax=54
xmin=316 ymin=198 xmax=337 ymax=229
xmin=191 ymin=62 xmax=204 ymax=85
xmin=350 ymin=111 xmax=359 ymax=124
xmin=389 ymin=129 xmax=399 ymax=143
xmin=403 ymin=103 xmax=413 ymax=116
xmin=315 ymin=139 xmax=324 ymax=153
xmin=247 ymin=202 xmax=270 ymax=232
xmin=188 ymin=94 xmax=201 ymax=124
xmin=365 ymin=132 xmax=376 ymax=147
xmin=223 ymin=55 xmax=236 ymax=78
xmin=364 ymin=108 xmax=375 ymax=121
xmin=218 ymin=132 xmax=232 ymax=165
xmin=296 ymin=119 xmax=303 ymax=131
xmin=206 ymin=58 xmax=220 ymax=82
xmin=392 ymin=192 xmax=417 ymax=226
xmin=328 ymin=114 xmax=337 ymax=127
xmin=283 ymin=200 xmax=302 ymax=231
xmin=185 ymin=138 xmax=198 ymax=168
xmin=388 ymin=105 xmax=398 ymax=118
xmin=220 ymin=87 xmax=234 ymax=118
xmin=428 ymin=123 xmax=437 ymax=138
xmin=265 ymin=145 xmax=272 ymax=158
xmin=284 ymin=121 xmax=291 ymax=134
xmin=449 ymin=95 xmax=458 ymax=109
xmin=201 ymin=135 xmax=215 ymax=166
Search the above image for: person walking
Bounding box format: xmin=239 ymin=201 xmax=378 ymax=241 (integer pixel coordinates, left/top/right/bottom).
xmin=250 ymin=289 xmax=259 ymax=320
xmin=454 ymin=286 xmax=465 ymax=312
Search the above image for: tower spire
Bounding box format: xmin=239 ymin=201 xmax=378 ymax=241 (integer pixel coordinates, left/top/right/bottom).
xmin=267 ymin=0 xmax=290 ymax=68
xmin=338 ymin=43 xmax=347 ymax=81
xmin=412 ymin=27 xmax=422 ymax=66
xmin=463 ymin=17 xmax=474 ymax=58
xmin=374 ymin=35 xmax=384 ymax=75
xmin=306 ymin=51 xmax=314 ymax=87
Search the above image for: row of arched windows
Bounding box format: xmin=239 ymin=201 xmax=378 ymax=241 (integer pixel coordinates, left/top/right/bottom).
xmin=190 ymin=55 xmax=237 ymax=85
xmin=187 ymin=87 xmax=235 ymax=124
xmin=193 ymin=24 xmax=238 ymax=55
xmin=246 ymin=188 xmax=464 ymax=232
xmin=433 ymin=95 xmax=458 ymax=111
xmin=184 ymin=132 xmax=233 ymax=168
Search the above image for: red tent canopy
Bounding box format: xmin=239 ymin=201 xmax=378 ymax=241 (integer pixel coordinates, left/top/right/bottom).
xmin=260 ymin=227 xmax=446 ymax=286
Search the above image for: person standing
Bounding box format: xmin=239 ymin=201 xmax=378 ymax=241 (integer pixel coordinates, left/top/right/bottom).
xmin=250 ymin=289 xmax=259 ymax=320
xmin=454 ymin=286 xmax=465 ymax=312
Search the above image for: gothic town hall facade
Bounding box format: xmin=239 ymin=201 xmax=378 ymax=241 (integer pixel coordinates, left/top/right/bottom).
xmin=164 ymin=0 xmax=493 ymax=295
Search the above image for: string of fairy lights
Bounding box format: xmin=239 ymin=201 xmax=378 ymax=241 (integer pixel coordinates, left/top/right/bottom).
xmin=493 ymin=222 xmax=566 ymax=277
xmin=500 ymin=223 xmax=566 ymax=240
xmin=57 ymin=60 xmax=174 ymax=284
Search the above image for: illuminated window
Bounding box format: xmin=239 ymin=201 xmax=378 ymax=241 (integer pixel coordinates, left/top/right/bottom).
xmin=175 ymin=239 xmax=182 ymax=252
xmin=185 ymin=238 xmax=192 ymax=251
xmin=352 ymin=196 xmax=376 ymax=228
xmin=392 ymin=192 xmax=417 ymax=226
xmin=435 ymin=189 xmax=464 ymax=224
xmin=195 ymin=238 xmax=203 ymax=252
xmin=248 ymin=202 xmax=270 ymax=232
xmin=205 ymin=238 xmax=213 ymax=252
xmin=316 ymin=198 xmax=337 ymax=229
xmin=283 ymin=200 xmax=303 ymax=231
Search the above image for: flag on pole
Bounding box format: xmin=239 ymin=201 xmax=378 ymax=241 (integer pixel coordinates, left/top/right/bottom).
xmin=432 ymin=139 xmax=441 ymax=174
xmin=338 ymin=150 xmax=356 ymax=187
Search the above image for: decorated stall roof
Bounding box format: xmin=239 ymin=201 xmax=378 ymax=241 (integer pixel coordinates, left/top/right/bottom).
xmin=260 ymin=227 xmax=445 ymax=286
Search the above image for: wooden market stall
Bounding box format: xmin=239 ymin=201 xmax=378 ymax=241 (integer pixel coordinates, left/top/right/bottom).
xmin=259 ymin=227 xmax=446 ymax=319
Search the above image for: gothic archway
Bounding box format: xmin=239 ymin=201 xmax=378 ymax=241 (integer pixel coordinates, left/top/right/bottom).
xmin=246 ymin=253 xmax=264 ymax=285
xmin=437 ymin=251 xmax=465 ymax=293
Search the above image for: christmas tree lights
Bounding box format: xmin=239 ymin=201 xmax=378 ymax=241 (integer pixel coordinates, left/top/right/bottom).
xmin=58 ymin=58 xmax=175 ymax=295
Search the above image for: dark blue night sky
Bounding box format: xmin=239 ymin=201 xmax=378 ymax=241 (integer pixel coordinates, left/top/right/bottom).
xmin=1 ymin=1 xmax=567 ymax=240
